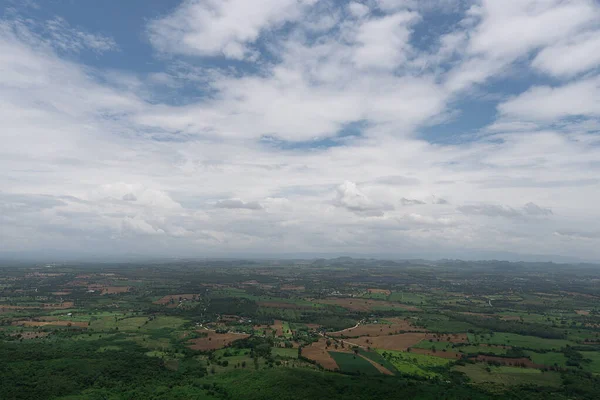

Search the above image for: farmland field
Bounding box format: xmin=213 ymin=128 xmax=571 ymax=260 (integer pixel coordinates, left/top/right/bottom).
xmin=328 ymin=351 xmax=383 ymax=375
xmin=2 ymin=259 xmax=600 ymax=399
xmin=467 ymin=332 xmax=573 ymax=350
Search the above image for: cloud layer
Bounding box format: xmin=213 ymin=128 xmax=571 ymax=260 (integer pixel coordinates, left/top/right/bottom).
xmin=1 ymin=0 xmax=600 ymax=261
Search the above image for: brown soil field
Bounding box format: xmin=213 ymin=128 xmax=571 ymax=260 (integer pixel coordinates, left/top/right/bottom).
xmin=273 ymin=320 xmax=285 ymax=336
xmin=314 ymin=298 xmax=421 ymax=312
xmin=367 ymin=289 xmax=391 ymax=295
xmin=67 ymin=280 xmax=90 ymax=287
xmin=51 ymin=291 xmax=71 ymax=296
xmin=500 ymin=315 xmax=522 ymax=321
xmin=473 ymin=355 xmax=543 ymax=368
xmin=100 ymin=286 xmax=131 ymax=295
xmin=459 ymin=312 xmax=495 ymax=318
xmin=301 ymin=339 xmax=341 ymax=370
xmin=342 ymin=332 xmax=468 ymax=352
xmin=188 ymin=330 xmax=250 ymax=351
xmin=576 ymin=310 xmax=591 ymax=316
xmin=410 ymin=348 xmax=462 ymax=359
xmin=433 ymin=333 xmax=469 ymax=343
xmin=348 ymin=333 xmax=428 ymax=351
xmin=14 ymin=331 xmax=51 ymax=340
xmin=12 ymin=320 xmax=88 ymax=328
xmin=43 ymin=301 xmax=74 ymax=309
xmin=1 ymin=302 xmax=74 ymax=311
xmin=257 ymin=301 xmax=313 ymax=310
xmin=562 ymin=291 xmax=599 ymax=299
xmin=154 ymin=294 xmax=199 ymax=305
xmin=331 ymin=319 xmax=426 ymax=337
xmin=280 ymin=285 xmax=305 ymax=291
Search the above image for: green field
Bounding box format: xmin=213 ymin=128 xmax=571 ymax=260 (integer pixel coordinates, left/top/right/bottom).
xmin=413 ymin=340 xmax=455 ymax=351
xmin=468 ymin=332 xmax=573 ymax=350
xmin=357 ymin=350 xmax=398 ymax=373
xmin=329 ymin=352 xmax=382 ymax=375
xmin=272 ymin=347 xmax=298 ymax=358
xmin=582 ymin=352 xmax=600 ymax=374
xmin=454 ymin=364 xmax=561 ymax=387
xmin=455 ymin=345 xmax=509 ymax=355
xmin=376 ymin=349 xmax=450 ymax=378
xmin=281 ymin=321 xmax=292 ymax=338
xmin=524 ymin=351 xmax=568 ymax=367
xmin=388 ymin=292 xmax=429 ymax=304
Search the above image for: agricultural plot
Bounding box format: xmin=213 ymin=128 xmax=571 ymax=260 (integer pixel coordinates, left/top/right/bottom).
xmin=4 ymin=260 xmax=600 ymax=399
xmin=582 ymin=351 xmax=600 ymax=374
xmin=376 ymin=349 xmax=451 ymax=378
xmin=457 ymin=345 xmax=509 ymax=356
xmin=187 ymin=330 xmax=250 ymax=351
xmin=357 ymin=349 xmax=398 ymax=373
xmin=272 ymin=347 xmax=298 ymax=358
xmin=330 ymin=318 xmax=425 ymax=338
xmin=388 ymin=292 xmax=429 ymax=305
xmin=468 ymin=332 xmax=573 ymax=351
xmin=313 ymin=298 xmax=420 ymax=312
xmin=328 ymin=351 xmax=382 ymax=375
xmin=524 ymin=351 xmax=568 ymax=367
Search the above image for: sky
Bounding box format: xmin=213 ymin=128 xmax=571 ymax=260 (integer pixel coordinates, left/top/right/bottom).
xmin=1 ymin=0 xmax=600 ymax=262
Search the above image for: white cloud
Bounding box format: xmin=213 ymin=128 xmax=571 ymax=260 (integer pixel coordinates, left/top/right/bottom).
xmin=2 ymin=2 xmax=600 ymax=260
xmin=348 ymin=2 xmax=370 ymax=18
xmin=352 ymin=11 xmax=419 ymax=69
xmin=445 ymin=0 xmax=600 ymax=92
xmin=334 ymin=181 xmax=392 ymax=217
xmin=532 ymin=31 xmax=600 ymax=78
xmin=148 ymin=0 xmax=314 ymax=59
xmin=498 ymin=77 xmax=600 ymax=121
xmin=45 ymin=17 xmax=118 ymax=53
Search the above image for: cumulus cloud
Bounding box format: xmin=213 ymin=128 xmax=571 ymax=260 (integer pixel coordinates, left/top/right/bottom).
xmin=334 ymin=181 xmax=392 ymax=217
xmin=121 ymin=217 xmax=165 ymax=236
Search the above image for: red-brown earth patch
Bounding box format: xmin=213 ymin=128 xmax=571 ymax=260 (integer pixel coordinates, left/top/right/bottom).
xmin=187 ymin=330 xmax=250 ymax=351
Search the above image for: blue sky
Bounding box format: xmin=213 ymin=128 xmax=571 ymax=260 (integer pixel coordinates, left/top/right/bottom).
xmin=1 ymin=0 xmax=600 ymax=261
